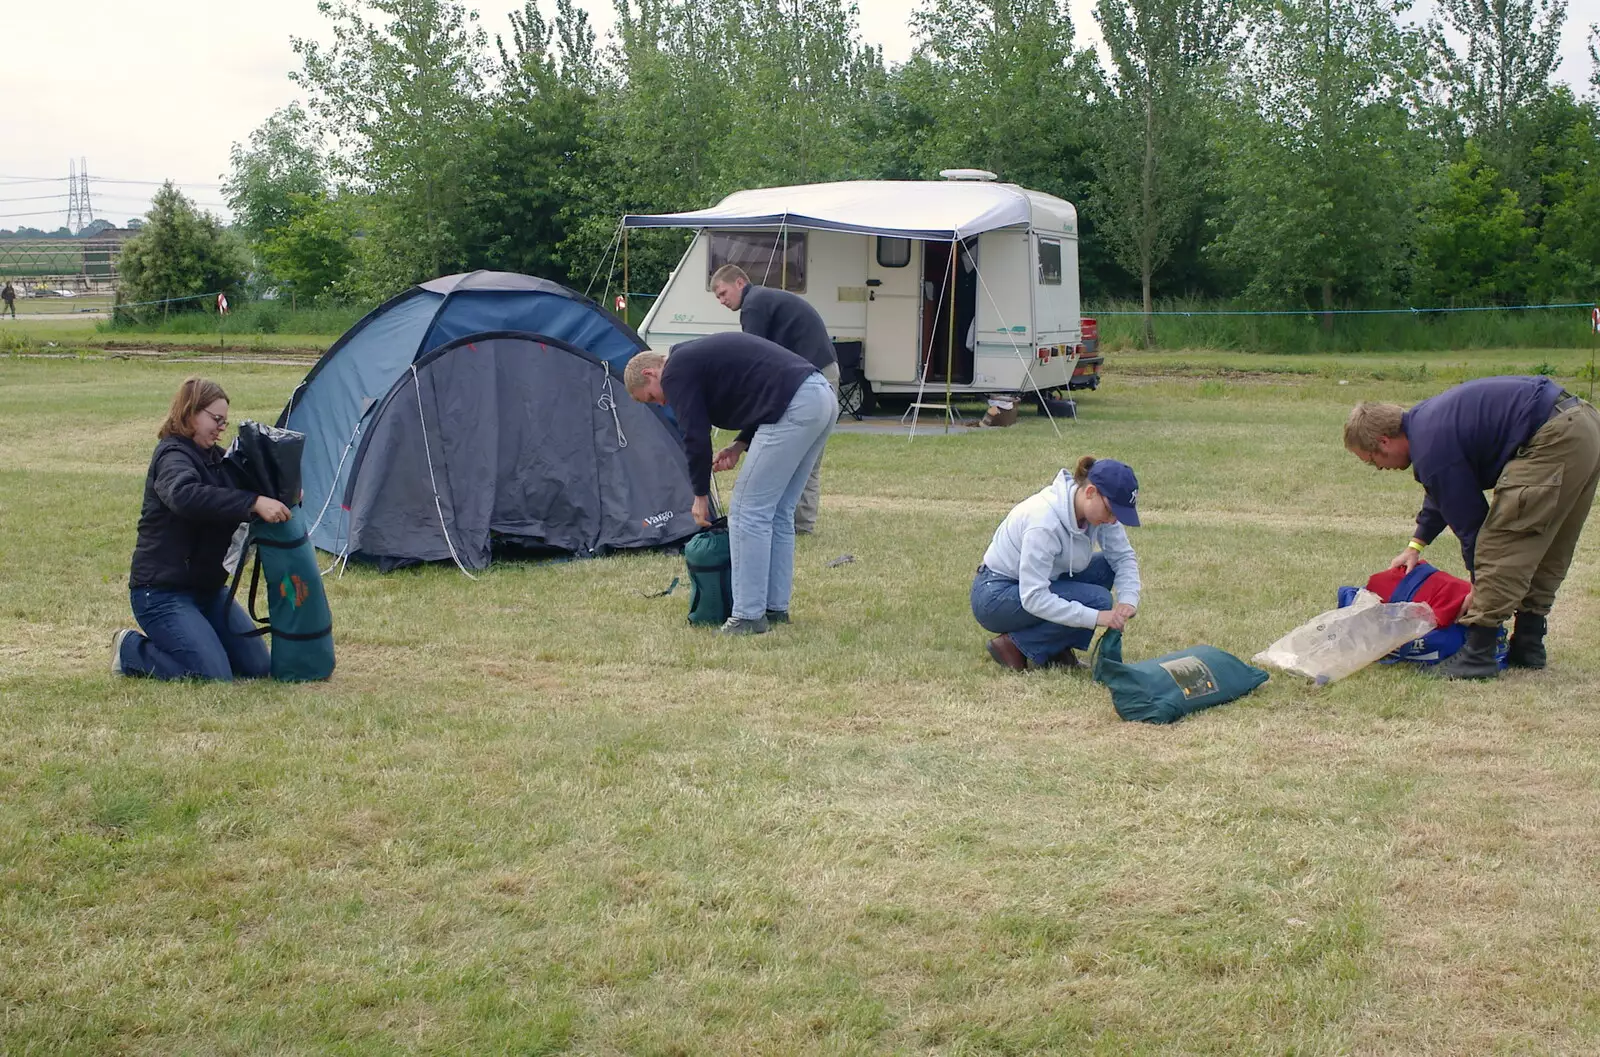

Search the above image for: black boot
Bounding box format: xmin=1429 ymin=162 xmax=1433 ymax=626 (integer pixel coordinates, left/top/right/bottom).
xmin=1505 ymin=612 xmax=1547 ymax=669
xmin=1435 ymin=625 xmax=1503 ymax=680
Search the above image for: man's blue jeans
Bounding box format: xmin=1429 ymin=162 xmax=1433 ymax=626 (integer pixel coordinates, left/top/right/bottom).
xmin=730 ymin=374 xmax=837 ymax=619
xmin=969 ymin=555 xmax=1115 ymax=664
xmin=119 ymin=586 xmax=270 ymax=681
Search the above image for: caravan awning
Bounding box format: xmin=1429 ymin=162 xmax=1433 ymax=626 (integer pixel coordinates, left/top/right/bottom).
xmin=622 ymin=180 xmax=1035 ymax=240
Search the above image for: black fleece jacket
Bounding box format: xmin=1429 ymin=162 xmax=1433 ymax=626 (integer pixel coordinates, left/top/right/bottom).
xmin=128 ymin=435 xmax=258 ymax=591
xmin=660 ymin=332 xmax=817 ymax=495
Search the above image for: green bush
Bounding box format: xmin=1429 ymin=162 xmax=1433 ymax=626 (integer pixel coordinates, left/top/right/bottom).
xmin=99 ymin=300 xmax=362 ymax=338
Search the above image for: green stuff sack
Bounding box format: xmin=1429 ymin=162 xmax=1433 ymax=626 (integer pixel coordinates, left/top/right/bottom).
xmin=1091 ymin=629 xmax=1267 ymax=725
xmin=683 ymin=518 xmax=733 ymax=626
xmin=231 ymin=510 xmax=336 ymax=681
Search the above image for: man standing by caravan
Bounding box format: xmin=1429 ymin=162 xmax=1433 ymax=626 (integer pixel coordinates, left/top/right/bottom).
xmin=710 ymin=265 xmax=839 ymax=534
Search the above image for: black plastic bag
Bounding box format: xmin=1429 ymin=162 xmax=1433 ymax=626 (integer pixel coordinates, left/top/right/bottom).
xmin=223 ymin=421 xmax=306 ymax=507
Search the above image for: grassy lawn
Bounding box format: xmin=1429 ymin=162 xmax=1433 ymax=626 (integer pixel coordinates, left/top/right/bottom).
xmin=0 ymin=317 xmax=335 ymax=353
xmin=2 ymin=351 xmax=1598 ymax=1054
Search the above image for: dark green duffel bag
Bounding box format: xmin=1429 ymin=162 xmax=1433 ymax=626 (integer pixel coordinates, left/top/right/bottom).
xmin=1091 ymin=629 xmax=1267 ymax=725
xmin=230 ymin=509 xmax=336 ymax=681
xmin=683 ymin=516 xmax=732 ymax=626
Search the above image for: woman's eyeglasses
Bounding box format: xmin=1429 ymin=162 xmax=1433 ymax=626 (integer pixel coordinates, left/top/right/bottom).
xmin=199 ymin=409 xmax=229 ymax=430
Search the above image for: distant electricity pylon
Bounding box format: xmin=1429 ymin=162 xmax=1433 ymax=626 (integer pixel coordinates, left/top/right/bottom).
xmin=66 ymin=158 xmax=95 ymax=233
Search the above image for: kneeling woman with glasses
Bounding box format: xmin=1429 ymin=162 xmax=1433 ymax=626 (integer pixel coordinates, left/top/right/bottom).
xmin=111 ymin=377 xmax=292 ymax=681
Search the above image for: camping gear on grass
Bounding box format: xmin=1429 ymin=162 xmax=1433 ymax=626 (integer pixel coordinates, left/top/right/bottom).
xmin=682 ymin=482 xmax=732 ymax=627
xmin=1091 ymin=629 xmax=1269 ymax=724
xmin=278 ymin=272 xmax=696 ymax=570
xmin=223 ymin=420 xmax=305 ymax=507
xmin=222 ymin=422 xmax=335 ymax=682
xmin=1335 ymin=562 xmax=1508 ymax=669
xmin=229 ymin=510 xmax=336 ymax=682
xmin=684 ymin=516 xmax=733 ymax=626
xmin=1254 ymin=591 xmax=1437 ymax=686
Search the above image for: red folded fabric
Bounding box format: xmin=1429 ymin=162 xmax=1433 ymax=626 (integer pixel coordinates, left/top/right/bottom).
xmin=1364 ymin=565 xmax=1470 ymax=627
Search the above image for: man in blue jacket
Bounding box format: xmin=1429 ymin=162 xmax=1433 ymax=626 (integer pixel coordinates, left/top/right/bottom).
xmin=625 ymin=334 xmax=836 ymax=635
xmin=1345 ymin=376 xmax=1600 ymax=679
xmin=711 ymin=265 xmax=839 ymax=533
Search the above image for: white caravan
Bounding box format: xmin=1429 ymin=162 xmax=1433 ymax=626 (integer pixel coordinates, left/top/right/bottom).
xmin=623 ymin=170 xmax=1097 ymax=416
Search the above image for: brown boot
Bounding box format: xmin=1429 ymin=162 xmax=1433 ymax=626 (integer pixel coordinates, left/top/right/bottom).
xmin=986 ymin=634 xmax=1028 ymax=670
xmin=1044 ymin=648 xmax=1087 ymax=670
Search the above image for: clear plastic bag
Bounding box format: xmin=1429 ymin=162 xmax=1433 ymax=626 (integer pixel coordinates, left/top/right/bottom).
xmin=1253 ymin=590 xmax=1438 ymax=686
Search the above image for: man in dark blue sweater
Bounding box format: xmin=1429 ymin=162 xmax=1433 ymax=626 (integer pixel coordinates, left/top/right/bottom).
xmin=1345 ymin=376 xmax=1600 ymax=679
xmin=625 ymin=333 xmax=837 ymax=635
xmin=711 ymin=265 xmax=840 ymax=533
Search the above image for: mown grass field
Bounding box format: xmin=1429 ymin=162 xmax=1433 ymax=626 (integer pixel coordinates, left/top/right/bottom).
xmin=2 ymin=349 xmax=1598 ymax=1054
xmin=0 ymin=315 xmax=333 ymax=354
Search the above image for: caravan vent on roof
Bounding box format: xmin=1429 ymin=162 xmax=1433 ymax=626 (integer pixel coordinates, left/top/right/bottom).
xmin=939 ymin=168 xmax=999 ymax=182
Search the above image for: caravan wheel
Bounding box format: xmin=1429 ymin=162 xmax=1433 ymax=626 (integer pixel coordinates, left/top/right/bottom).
xmin=838 ymin=375 xmax=874 ymax=419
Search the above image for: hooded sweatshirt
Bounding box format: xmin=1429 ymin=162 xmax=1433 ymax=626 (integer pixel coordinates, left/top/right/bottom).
xmin=980 ymin=470 xmax=1141 ymax=628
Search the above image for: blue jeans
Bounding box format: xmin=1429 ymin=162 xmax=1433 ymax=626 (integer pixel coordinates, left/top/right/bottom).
xmin=970 ymin=555 xmax=1116 ymax=664
xmin=730 ymin=374 xmax=837 ymax=619
xmin=120 ymin=586 xmax=270 ymax=681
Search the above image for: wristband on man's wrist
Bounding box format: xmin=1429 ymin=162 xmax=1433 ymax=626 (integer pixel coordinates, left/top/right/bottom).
xmin=1406 ymin=539 xmax=1426 ymax=553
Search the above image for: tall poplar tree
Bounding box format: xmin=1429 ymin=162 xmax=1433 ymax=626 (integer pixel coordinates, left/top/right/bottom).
xmin=1092 ymin=0 xmax=1245 ymax=343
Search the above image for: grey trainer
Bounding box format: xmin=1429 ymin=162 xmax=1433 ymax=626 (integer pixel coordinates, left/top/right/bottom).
xmin=109 ymin=628 xmax=136 ymax=675
xmin=717 ymin=616 xmax=771 ymax=636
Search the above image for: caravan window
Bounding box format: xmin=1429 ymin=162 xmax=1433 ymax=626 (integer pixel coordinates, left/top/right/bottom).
xmin=707 ymin=232 xmax=806 ymax=293
xmin=876 ymin=237 xmax=911 ymax=268
xmin=1037 ymin=237 xmax=1062 ymax=286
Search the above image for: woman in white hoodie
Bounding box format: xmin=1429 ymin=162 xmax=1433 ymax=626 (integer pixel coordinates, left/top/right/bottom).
xmin=971 ymin=456 xmax=1143 ymax=670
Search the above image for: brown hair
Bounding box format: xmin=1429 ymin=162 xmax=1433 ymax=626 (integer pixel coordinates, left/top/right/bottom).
xmin=1343 ymin=402 xmax=1405 ymax=453
xmin=158 ymin=376 xmax=229 ymax=440
xmin=710 ymin=264 xmax=750 ymax=288
xmin=623 ymin=350 xmax=668 ymax=392
xmin=1071 ymin=455 xmax=1097 ymax=484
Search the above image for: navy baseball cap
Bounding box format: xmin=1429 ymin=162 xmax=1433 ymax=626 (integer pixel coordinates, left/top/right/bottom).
xmin=1087 ymin=459 xmax=1140 ymax=526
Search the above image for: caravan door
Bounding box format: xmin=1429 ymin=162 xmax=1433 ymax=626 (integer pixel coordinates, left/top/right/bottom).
xmin=864 ymin=236 xmax=920 ymax=383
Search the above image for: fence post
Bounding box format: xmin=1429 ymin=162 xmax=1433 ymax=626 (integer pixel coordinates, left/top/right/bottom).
xmin=1588 ymin=299 xmax=1596 ymax=402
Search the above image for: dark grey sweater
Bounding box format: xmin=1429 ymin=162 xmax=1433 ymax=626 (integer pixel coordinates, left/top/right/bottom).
xmin=739 ymin=284 xmax=837 ymax=371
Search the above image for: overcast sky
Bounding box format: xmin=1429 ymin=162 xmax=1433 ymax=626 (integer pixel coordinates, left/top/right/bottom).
xmin=3 ymin=0 xmax=1595 ymax=231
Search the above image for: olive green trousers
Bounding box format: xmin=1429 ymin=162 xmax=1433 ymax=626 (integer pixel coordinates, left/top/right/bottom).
xmin=1464 ymin=399 xmax=1600 ymax=625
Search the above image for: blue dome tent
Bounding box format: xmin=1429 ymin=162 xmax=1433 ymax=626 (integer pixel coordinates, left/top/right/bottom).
xmin=278 ymin=272 xmax=695 ymax=570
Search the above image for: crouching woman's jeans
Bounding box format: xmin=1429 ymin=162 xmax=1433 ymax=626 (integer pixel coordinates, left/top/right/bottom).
xmin=969 ymin=556 xmax=1115 ymax=665
xmin=118 ymin=586 xmax=270 ymax=681
xmin=729 ymin=373 xmax=838 ymax=619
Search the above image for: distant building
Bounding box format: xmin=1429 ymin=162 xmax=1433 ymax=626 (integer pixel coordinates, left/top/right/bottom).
xmin=82 ymin=229 xmax=135 ymax=278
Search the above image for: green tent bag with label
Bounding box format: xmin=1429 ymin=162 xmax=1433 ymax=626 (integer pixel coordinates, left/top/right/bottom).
xmin=1090 ymin=629 xmax=1268 ymax=725
xmin=683 ymin=517 xmax=733 ymax=626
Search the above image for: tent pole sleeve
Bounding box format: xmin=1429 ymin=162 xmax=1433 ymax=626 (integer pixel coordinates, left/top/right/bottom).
xmin=946 ymin=239 xmax=956 ymax=432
